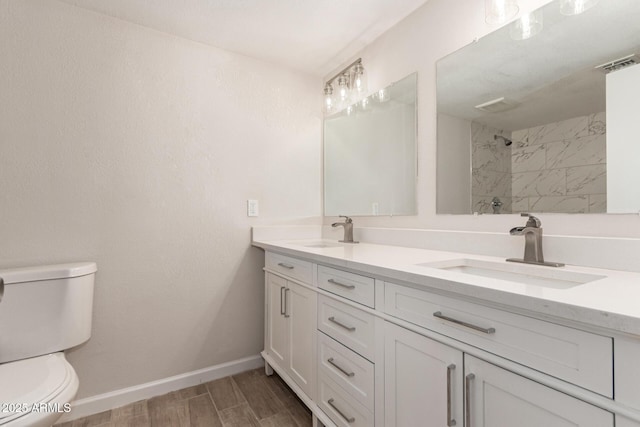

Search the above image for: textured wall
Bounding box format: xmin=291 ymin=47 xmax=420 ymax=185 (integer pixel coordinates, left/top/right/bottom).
xmin=323 ymin=0 xmax=640 ymax=237
xmin=0 ymin=0 xmax=321 ymax=398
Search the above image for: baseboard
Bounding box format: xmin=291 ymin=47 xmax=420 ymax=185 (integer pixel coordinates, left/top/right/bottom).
xmin=58 ymin=354 xmax=264 ymax=423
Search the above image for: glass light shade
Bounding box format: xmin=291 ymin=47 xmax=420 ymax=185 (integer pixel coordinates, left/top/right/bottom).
xmin=323 ymin=83 xmax=335 ymax=115
xmin=337 ymin=73 xmax=350 ymax=108
xmin=510 ymin=9 xmax=543 ymax=40
xmin=485 ymin=0 xmax=519 ymax=24
xmin=353 ymin=63 xmax=368 ymax=98
xmin=559 ymin=0 xmax=599 ymax=15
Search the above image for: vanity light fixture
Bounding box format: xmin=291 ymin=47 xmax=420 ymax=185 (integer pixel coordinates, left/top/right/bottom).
xmin=485 ymin=0 xmax=519 ymax=24
xmin=322 ymin=58 xmax=367 ymax=115
xmin=559 ymin=0 xmax=599 ymax=15
xmin=510 ymin=9 xmax=543 ymax=40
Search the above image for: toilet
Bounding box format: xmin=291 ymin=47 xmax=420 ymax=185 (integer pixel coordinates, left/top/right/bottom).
xmin=0 ymin=262 xmax=96 ymax=427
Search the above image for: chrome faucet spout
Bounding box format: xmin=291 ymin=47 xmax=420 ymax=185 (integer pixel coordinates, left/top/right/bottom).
xmin=506 ymin=213 xmax=564 ymax=268
xmin=510 ymin=226 xmax=525 ymax=235
xmin=333 ymin=215 xmax=358 ymax=244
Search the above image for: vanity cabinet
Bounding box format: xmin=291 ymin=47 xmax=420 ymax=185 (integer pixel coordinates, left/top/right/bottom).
xmin=258 ymin=247 xmax=640 ymax=427
xmin=384 ymin=321 xmax=463 ymax=427
xmin=265 ymin=272 xmax=316 ymax=398
xmin=464 ymin=355 xmax=614 ymax=427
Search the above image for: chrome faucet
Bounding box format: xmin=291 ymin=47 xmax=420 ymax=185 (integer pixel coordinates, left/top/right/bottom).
xmin=506 ymin=213 xmax=564 ymax=267
xmin=332 ymin=215 xmax=358 ymax=244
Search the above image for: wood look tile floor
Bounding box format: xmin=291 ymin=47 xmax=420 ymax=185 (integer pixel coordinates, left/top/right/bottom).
xmin=55 ymin=369 xmax=312 ymax=427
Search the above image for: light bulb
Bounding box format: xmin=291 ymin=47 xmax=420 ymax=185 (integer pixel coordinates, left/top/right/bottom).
xmin=353 ymin=63 xmax=368 ymax=98
xmin=337 ymin=74 xmax=350 ymax=105
xmin=323 ymin=83 xmax=335 ymax=115
xmin=485 ymin=0 xmax=519 ymax=24
xmin=559 ymin=0 xmax=599 ymax=15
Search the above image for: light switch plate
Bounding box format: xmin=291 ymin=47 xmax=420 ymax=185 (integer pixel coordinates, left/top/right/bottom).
xmin=247 ymin=199 xmax=259 ymax=217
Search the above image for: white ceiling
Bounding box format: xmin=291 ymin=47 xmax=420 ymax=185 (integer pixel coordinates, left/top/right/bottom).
xmin=57 ymin=0 xmax=429 ymax=76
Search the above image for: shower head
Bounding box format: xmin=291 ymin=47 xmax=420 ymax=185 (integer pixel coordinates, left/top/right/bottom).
xmin=494 ymin=135 xmax=513 ymax=146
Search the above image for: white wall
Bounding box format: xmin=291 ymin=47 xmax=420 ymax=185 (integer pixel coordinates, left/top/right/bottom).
xmin=607 ymin=64 xmax=640 ymax=213
xmin=0 ymin=0 xmax=321 ymax=398
xmin=324 ymin=0 xmax=640 ymax=237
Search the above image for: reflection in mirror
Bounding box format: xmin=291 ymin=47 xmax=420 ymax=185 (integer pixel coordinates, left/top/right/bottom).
xmin=324 ymin=73 xmax=417 ymax=217
xmin=436 ymin=0 xmax=640 ymax=215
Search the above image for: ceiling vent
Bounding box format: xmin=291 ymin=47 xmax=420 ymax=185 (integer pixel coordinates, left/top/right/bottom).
xmin=474 ymin=97 xmax=519 ymax=113
xmin=595 ymin=54 xmax=640 ymax=74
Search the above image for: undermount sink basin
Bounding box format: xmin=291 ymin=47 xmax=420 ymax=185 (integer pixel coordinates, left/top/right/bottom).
xmin=302 ymin=242 xmax=343 ymax=249
xmin=416 ymin=258 xmax=606 ymax=289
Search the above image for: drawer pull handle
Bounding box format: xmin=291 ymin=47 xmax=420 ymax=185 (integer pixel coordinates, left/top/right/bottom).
xmin=447 ymin=364 xmax=456 ymax=426
xmin=465 ymin=373 xmax=475 ymax=427
xmin=278 ymin=262 xmax=294 ymax=269
xmin=280 ymin=286 xmax=285 ymax=316
xmin=328 ymin=279 xmax=356 ymax=289
xmin=433 ymin=312 xmax=496 ymax=334
xmin=328 ymin=316 xmax=356 ymax=332
xmin=284 ymin=288 xmax=290 ymax=318
xmin=327 ymin=357 xmax=355 ymax=377
xmin=327 ymin=398 xmax=355 ymax=423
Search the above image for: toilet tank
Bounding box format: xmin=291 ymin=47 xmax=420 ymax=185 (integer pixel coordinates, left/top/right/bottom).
xmin=0 ymin=262 xmax=97 ymax=364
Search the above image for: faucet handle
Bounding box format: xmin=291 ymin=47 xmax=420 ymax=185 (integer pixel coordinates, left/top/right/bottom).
xmin=520 ymin=213 xmax=541 ymax=228
xmin=339 ymin=215 xmax=353 ymax=223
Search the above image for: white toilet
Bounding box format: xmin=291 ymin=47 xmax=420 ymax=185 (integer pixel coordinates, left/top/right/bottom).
xmin=0 ymin=262 xmax=96 ymax=427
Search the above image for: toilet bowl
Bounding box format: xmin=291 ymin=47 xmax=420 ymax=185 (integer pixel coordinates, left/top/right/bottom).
xmin=0 ymin=262 xmax=96 ymax=426
xmin=0 ymin=353 xmax=78 ymax=427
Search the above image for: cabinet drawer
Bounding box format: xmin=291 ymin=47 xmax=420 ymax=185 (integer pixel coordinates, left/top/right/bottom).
xmin=385 ymin=282 xmax=613 ymax=397
xmin=265 ymin=252 xmax=313 ymax=284
xmin=318 ymin=265 xmax=375 ymax=308
xmin=318 ymin=372 xmax=374 ymax=427
xmin=318 ymin=332 xmax=374 ymax=410
xmin=318 ymin=295 xmax=375 ymax=361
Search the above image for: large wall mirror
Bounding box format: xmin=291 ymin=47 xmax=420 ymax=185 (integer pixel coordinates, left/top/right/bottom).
xmin=324 ymin=73 xmax=417 ymax=216
xmin=437 ymin=0 xmax=640 ymax=215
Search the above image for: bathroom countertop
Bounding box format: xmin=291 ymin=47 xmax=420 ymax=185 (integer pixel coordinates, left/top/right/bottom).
xmin=253 ymin=238 xmax=640 ymax=336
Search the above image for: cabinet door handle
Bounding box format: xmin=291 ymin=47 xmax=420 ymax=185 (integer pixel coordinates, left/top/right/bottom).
xmin=284 ymin=288 xmax=290 ymax=318
xmin=433 ymin=312 xmax=496 ymax=334
xmin=465 ymin=373 xmax=475 ymax=427
xmin=328 ymin=278 xmax=356 ymax=289
xmin=327 ymin=357 xmax=355 ymax=377
xmin=447 ymin=364 xmax=457 ymax=426
xmin=278 ymin=262 xmax=294 ymax=269
xmin=280 ymin=286 xmax=285 ymax=316
xmin=0 ymin=277 xmax=4 ymax=303
xmin=327 ymin=398 xmax=355 ymax=423
xmin=328 ymin=316 xmax=356 ymax=332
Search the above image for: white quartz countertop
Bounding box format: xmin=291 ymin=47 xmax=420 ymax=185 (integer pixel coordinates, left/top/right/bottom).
xmin=253 ymin=238 xmax=640 ymax=336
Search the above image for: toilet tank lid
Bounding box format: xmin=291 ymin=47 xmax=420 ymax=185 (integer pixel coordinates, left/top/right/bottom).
xmin=0 ymin=262 xmax=97 ymax=285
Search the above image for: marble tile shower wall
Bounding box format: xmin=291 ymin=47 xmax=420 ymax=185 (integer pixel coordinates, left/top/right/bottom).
xmin=471 ymin=122 xmax=512 ymax=214
xmin=511 ymin=112 xmax=606 ymax=213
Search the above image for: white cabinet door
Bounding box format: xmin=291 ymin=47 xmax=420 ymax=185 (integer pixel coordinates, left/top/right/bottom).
xmin=464 ymin=355 xmax=614 ymax=427
xmin=384 ymin=322 xmax=463 ymax=427
xmin=287 ymin=280 xmax=316 ymax=398
xmin=266 ymin=273 xmax=288 ymax=367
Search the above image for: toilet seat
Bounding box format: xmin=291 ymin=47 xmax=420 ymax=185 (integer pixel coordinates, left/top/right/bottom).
xmin=0 ymin=353 xmax=78 ymax=426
